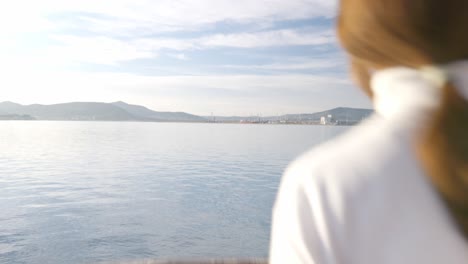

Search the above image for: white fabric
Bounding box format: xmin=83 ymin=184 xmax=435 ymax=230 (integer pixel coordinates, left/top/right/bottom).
xmin=269 ymin=62 xmax=468 ymax=264
xmin=371 ymin=61 xmax=468 ymax=122
xmin=419 ymin=66 xmax=448 ymax=89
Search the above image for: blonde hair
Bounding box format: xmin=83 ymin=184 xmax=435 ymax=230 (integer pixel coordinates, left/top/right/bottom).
xmin=338 ymin=0 xmax=468 ymax=238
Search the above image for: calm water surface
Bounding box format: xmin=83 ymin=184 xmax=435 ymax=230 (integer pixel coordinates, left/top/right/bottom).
xmin=0 ymin=121 xmax=348 ymax=263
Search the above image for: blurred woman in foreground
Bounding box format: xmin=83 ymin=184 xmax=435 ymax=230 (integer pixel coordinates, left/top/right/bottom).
xmin=270 ymin=0 xmax=468 ymax=263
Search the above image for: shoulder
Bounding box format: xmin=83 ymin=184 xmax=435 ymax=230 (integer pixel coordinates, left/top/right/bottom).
xmin=271 ymin=114 xmax=468 ymax=263
xmin=271 ymin=115 xmax=407 ymax=263
xmin=274 ymin=113 xmax=419 ymax=235
xmin=271 ymin=115 xmax=416 ymax=262
xmin=281 ymin=114 xmax=407 ymax=193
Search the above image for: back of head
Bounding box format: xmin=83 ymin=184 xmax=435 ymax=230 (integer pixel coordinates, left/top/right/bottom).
xmin=337 ymin=0 xmax=468 ymax=239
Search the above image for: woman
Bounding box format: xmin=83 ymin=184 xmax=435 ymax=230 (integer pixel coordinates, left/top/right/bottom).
xmin=270 ymin=0 xmax=468 ymax=263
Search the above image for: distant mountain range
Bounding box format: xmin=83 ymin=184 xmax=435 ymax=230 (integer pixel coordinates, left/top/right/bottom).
xmin=0 ymin=101 xmax=206 ymax=122
xmin=0 ymin=101 xmax=373 ymax=124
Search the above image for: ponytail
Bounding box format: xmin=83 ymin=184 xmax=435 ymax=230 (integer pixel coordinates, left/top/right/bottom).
xmin=418 ymin=83 xmax=468 ymax=238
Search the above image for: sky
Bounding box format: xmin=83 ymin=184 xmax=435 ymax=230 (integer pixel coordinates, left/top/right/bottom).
xmin=0 ymin=0 xmax=371 ymax=116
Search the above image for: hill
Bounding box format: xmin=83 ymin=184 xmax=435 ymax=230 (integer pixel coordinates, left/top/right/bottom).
xmin=112 ymin=101 xmax=206 ymax=122
xmin=0 ymin=102 xmax=139 ymax=121
xmin=0 ymin=101 xmax=206 ymax=122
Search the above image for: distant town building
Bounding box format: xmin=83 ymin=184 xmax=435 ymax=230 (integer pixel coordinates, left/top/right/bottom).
xmin=320 ymin=116 xmax=327 ymax=125
xmin=320 ymin=114 xmax=334 ymax=125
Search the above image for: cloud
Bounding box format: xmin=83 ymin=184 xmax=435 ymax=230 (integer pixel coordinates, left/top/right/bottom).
xmin=0 ymin=0 xmax=368 ymax=116
xmin=55 ymin=27 xmax=333 ymax=64
xmin=41 ymin=27 xmax=334 ymax=65
xmin=223 ymin=60 xmax=344 ymax=71
xmin=198 ymin=28 xmax=335 ymax=48
xmin=25 ymin=0 xmax=338 ymax=35
xmin=0 ymin=1 xmax=339 ymax=66
xmin=50 ymin=36 xmax=156 ymax=65
xmin=169 ymin=53 xmax=189 ymax=60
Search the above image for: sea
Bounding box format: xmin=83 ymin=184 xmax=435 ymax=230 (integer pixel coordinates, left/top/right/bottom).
xmin=0 ymin=121 xmax=348 ymax=264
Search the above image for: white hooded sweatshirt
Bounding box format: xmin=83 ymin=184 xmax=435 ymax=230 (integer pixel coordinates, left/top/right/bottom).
xmin=269 ymin=63 xmax=468 ymax=264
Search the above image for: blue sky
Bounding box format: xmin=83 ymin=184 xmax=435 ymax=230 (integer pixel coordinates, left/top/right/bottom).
xmin=0 ymin=0 xmax=371 ymax=116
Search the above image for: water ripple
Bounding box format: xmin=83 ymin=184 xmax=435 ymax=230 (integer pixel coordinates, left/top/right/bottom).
xmin=0 ymin=121 xmax=347 ymax=263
